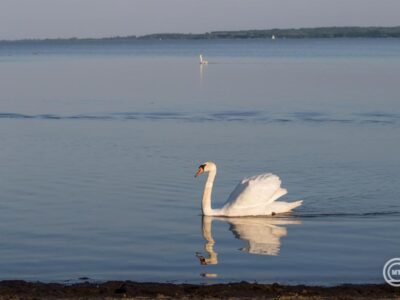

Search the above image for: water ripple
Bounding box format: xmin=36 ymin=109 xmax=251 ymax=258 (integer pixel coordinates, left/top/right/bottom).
xmin=0 ymin=111 xmax=399 ymax=126
xmin=295 ymin=211 xmax=400 ymax=218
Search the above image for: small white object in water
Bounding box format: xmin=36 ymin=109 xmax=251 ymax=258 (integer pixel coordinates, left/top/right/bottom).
xmin=199 ymin=54 xmax=208 ymax=65
xmin=272 ymin=35 xmax=276 ymax=40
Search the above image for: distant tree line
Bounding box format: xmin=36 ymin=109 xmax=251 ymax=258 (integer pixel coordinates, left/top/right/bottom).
xmin=140 ymin=26 xmax=400 ymax=39
xmin=2 ymin=26 xmax=400 ymax=43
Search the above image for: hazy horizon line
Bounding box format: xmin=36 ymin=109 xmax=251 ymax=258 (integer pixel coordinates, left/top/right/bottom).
xmin=1 ymin=25 xmax=400 ymax=42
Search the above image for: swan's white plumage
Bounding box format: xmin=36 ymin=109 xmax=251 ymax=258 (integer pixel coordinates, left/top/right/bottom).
xmin=197 ymin=162 xmax=302 ymax=217
xmin=225 ymin=173 xmax=283 ymax=208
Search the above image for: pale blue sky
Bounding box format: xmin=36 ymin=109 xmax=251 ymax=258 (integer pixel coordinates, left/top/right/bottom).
xmin=1 ymin=0 xmax=399 ymax=40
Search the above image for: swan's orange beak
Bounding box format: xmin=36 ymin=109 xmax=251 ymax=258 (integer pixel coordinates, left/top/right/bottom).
xmin=195 ymin=168 xmax=204 ymax=178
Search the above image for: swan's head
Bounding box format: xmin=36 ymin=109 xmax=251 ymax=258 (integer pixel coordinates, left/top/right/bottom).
xmin=195 ymin=161 xmax=216 ymax=177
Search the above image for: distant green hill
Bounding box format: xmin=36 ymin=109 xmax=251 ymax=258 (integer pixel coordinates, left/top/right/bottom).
xmin=2 ymin=26 xmax=400 ymax=42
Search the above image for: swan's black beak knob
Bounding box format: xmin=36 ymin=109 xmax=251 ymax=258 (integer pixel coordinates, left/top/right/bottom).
xmin=195 ymin=164 xmax=206 ymax=178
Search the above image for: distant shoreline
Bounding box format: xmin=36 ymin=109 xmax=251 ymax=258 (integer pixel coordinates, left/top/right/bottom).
xmin=1 ymin=26 xmax=400 ymax=43
xmin=0 ymin=280 xmax=398 ymax=300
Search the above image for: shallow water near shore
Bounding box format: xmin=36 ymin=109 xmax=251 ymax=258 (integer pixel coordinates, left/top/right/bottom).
xmin=0 ymin=39 xmax=399 ymax=284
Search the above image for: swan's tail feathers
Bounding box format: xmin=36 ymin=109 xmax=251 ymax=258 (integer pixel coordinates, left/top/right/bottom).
xmin=267 ymin=200 xmax=303 ymax=215
xmin=288 ymin=200 xmax=303 ymax=211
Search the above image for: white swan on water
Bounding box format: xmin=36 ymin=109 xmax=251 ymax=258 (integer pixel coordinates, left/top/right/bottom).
xmin=195 ymin=161 xmax=302 ymax=217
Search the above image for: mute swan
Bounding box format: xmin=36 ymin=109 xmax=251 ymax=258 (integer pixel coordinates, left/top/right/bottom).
xmin=195 ymin=161 xmax=302 ymax=217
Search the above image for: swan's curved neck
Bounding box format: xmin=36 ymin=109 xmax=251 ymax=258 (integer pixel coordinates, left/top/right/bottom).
xmin=202 ymin=169 xmax=216 ymax=216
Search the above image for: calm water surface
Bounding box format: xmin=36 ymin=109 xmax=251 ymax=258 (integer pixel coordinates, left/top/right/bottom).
xmin=0 ymin=39 xmax=399 ymax=284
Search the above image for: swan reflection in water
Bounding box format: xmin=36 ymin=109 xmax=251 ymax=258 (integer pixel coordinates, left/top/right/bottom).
xmin=196 ymin=216 xmax=301 ymax=266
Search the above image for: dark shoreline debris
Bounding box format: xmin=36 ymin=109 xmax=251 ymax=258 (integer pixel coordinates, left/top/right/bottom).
xmin=0 ymin=280 xmax=398 ymax=299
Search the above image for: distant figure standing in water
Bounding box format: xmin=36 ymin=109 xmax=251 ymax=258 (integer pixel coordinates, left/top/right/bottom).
xmin=199 ymin=54 xmax=208 ymax=65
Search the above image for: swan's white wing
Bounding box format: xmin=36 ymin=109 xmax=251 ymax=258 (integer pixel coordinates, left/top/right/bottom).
xmin=223 ymin=173 xmax=287 ymax=213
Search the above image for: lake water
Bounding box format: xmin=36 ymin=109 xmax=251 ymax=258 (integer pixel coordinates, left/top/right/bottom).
xmin=0 ymin=38 xmax=399 ymax=285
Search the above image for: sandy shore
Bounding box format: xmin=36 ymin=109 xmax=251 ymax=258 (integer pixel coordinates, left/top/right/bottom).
xmin=0 ymin=280 xmax=399 ymax=299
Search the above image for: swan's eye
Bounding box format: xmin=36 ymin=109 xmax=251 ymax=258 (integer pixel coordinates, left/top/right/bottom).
xmin=199 ymin=164 xmax=206 ymax=170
